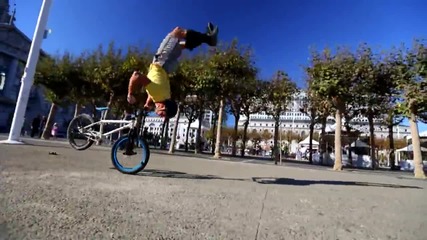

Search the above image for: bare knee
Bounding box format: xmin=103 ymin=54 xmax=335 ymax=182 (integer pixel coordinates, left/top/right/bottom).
xmin=170 ymin=27 xmax=186 ymax=38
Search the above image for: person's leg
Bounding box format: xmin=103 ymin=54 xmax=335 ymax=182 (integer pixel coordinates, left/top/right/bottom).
xmin=128 ymin=24 xmax=218 ymax=103
xmin=153 ymin=24 xmax=218 ymax=74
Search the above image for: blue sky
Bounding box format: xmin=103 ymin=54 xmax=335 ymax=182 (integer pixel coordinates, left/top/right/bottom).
xmin=13 ymin=0 xmax=427 ymax=131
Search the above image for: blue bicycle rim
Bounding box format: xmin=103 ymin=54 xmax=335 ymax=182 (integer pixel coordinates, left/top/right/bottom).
xmin=112 ymin=136 xmax=147 ymax=173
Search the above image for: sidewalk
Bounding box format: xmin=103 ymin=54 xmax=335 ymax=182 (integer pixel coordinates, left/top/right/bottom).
xmin=1 ymin=140 xmax=426 ymax=239
xmin=0 ymin=134 xmax=415 ymax=178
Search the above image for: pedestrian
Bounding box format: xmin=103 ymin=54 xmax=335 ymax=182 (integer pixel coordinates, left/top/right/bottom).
xmin=30 ymin=115 xmax=41 ymax=138
xmin=51 ymin=122 xmax=58 ymax=139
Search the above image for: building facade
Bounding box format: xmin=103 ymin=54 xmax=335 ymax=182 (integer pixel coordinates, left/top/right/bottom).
xmin=0 ymin=0 xmax=50 ymax=132
xmin=0 ymin=0 xmax=75 ymax=134
xmin=237 ymin=91 xmax=411 ymax=147
xmin=143 ymin=110 xmax=213 ymax=148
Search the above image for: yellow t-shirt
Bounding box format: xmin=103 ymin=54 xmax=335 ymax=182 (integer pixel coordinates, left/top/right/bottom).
xmin=145 ymin=64 xmax=171 ymax=102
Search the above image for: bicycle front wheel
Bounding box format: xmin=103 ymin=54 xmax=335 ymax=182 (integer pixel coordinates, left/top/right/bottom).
xmin=111 ymin=135 xmax=150 ymax=174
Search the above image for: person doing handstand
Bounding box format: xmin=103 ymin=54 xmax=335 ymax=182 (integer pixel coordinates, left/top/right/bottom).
xmin=127 ymin=23 xmax=219 ymax=118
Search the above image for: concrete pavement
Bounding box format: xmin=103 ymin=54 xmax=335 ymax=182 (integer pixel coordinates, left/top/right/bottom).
xmin=0 ymin=134 xmax=416 ymax=177
xmin=1 ymin=140 xmax=426 ymax=240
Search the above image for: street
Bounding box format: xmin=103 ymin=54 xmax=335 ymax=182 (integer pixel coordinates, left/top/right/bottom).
xmin=1 ymin=139 xmax=426 ymax=240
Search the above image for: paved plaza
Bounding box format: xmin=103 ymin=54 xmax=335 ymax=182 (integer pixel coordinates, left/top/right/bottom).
xmin=0 ymin=138 xmax=426 ymax=240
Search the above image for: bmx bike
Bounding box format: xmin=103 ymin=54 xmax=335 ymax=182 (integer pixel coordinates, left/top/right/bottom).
xmin=67 ymin=106 xmax=132 ymax=150
xmin=67 ymin=107 xmax=150 ymax=174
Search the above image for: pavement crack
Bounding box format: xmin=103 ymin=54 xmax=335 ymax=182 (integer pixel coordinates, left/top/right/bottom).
xmin=254 ymin=187 xmax=269 ymax=240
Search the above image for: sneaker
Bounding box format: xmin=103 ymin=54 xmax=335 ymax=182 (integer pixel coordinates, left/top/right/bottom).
xmin=206 ymin=22 xmax=218 ymax=46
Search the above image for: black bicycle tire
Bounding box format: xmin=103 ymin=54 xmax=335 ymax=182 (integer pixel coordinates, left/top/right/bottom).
xmin=67 ymin=114 xmax=95 ymax=151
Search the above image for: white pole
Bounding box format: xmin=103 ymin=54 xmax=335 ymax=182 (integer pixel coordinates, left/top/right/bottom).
xmin=1 ymin=0 xmax=53 ymax=144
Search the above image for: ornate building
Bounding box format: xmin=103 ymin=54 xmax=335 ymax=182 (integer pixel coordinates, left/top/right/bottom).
xmin=142 ymin=110 xmax=214 ymax=149
xmin=237 ymin=91 xmax=411 ymax=147
xmin=0 ymin=0 xmax=74 ymax=134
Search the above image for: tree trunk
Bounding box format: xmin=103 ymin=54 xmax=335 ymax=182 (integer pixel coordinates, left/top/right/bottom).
xmin=195 ymin=111 xmax=203 ymax=154
xmin=308 ymin=120 xmax=314 ymax=164
xmin=74 ymin=103 xmax=82 ymax=118
xmin=273 ymin=118 xmax=280 ymax=164
xmin=231 ymin=114 xmax=240 ymax=156
xmin=184 ymin=121 xmax=191 ymax=152
xmin=388 ymin=123 xmax=396 ymax=170
xmin=409 ymin=112 xmax=426 ymax=179
xmin=213 ymin=99 xmax=225 ymax=159
xmin=161 ymin=118 xmax=170 ymax=149
xmin=320 ymin=115 xmax=327 ymax=165
xmin=240 ymin=119 xmax=249 ymax=157
xmin=211 ymin=119 xmax=217 ymax=154
xmin=344 ymin=123 xmax=353 ymax=167
xmin=169 ymin=104 xmax=182 ymax=154
xmin=91 ymin=99 xmax=97 ymax=118
xmin=159 ymin=118 xmax=167 ymax=149
xmin=368 ymin=111 xmax=377 ymax=169
xmin=41 ymin=103 xmax=58 ymax=140
xmin=141 ymin=112 xmax=147 ymax=132
xmin=333 ymin=109 xmax=343 ymax=171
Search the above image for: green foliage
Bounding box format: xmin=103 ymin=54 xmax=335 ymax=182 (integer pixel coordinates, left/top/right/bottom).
xmin=394 ymin=40 xmax=427 ymax=122
xmin=207 ymin=40 xmax=256 ymax=98
xmin=263 ymin=71 xmax=297 ymax=119
xmin=307 ymin=47 xmax=358 ymax=110
xmin=34 ymin=52 xmax=75 ymax=105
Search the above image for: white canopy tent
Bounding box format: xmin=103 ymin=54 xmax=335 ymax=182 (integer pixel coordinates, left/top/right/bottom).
xmin=396 ymin=145 xmax=427 ymax=152
xmin=395 ymin=144 xmax=427 ymax=171
xmin=298 ymin=136 xmax=319 ymax=149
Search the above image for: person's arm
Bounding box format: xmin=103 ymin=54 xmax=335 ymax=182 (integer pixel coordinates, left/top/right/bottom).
xmin=144 ymin=95 xmax=154 ymax=110
xmin=127 ymin=71 xmax=151 ymax=104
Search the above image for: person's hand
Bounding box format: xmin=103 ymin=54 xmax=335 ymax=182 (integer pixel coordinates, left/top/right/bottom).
xmin=127 ymin=94 xmax=136 ymax=104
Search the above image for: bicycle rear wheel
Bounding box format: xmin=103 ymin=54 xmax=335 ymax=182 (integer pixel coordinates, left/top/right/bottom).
xmin=111 ymin=135 xmax=150 ymax=174
xmin=67 ymin=114 xmax=95 ymax=150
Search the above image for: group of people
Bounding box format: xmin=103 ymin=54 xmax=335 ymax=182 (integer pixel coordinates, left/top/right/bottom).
xmin=29 ymin=115 xmax=59 ymax=138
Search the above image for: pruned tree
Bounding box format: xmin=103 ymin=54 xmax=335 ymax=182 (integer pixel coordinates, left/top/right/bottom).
xmin=395 ymin=40 xmax=427 ymax=179
xmin=168 ymin=56 xmax=194 ymax=154
xmin=34 ymin=52 xmax=76 ymax=139
xmin=354 ymin=43 xmax=387 ymax=169
xmin=299 ymin=87 xmax=323 ymax=163
xmin=208 ymin=39 xmax=252 ymax=158
xmin=308 ymin=46 xmax=359 ymax=170
xmin=378 ymin=47 xmax=416 ymax=170
xmin=239 ymin=79 xmax=266 ymax=157
xmin=263 ymin=71 xmax=297 ymax=164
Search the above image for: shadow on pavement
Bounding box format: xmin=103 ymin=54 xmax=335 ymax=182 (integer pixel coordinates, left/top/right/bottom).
xmin=136 ymin=169 xmax=248 ymax=182
xmin=117 ymin=169 xmax=422 ymax=190
xmin=252 ymin=177 xmax=423 ymax=189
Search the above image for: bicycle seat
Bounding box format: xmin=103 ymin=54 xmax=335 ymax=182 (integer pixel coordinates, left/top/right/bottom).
xmin=95 ymin=107 xmax=109 ymax=112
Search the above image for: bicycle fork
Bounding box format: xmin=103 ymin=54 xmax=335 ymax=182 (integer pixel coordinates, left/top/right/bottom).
xmin=123 ymin=127 xmax=138 ymax=156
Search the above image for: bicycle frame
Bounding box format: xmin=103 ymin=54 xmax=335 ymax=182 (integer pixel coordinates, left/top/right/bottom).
xmin=78 ymin=107 xmax=145 ymax=142
xmin=80 ymin=119 xmax=134 ymax=141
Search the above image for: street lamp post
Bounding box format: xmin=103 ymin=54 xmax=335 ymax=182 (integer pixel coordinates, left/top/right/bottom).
xmin=0 ymin=0 xmax=53 ymax=144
